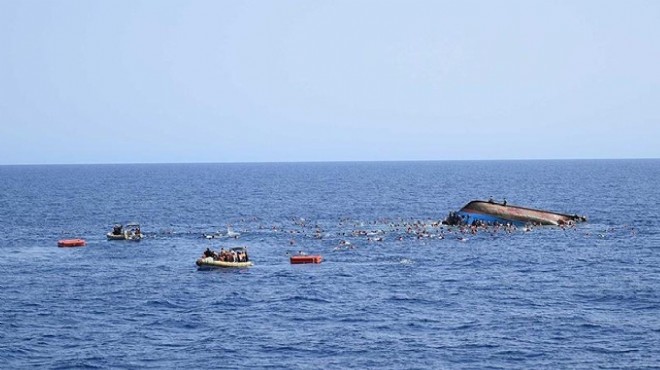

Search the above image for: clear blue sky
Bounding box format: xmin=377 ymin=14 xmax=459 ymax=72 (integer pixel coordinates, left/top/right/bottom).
xmin=1 ymin=0 xmax=658 ymax=164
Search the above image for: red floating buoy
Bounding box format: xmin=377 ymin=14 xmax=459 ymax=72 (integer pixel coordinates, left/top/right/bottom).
xmin=57 ymin=239 xmax=87 ymax=248
xmin=290 ymin=255 xmax=323 ymax=264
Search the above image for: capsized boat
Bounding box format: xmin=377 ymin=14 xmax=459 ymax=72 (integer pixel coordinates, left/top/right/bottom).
xmin=196 ymin=246 xmax=253 ymax=269
xmin=445 ymin=199 xmax=587 ymax=226
xmin=106 ymin=223 xmax=142 ymax=241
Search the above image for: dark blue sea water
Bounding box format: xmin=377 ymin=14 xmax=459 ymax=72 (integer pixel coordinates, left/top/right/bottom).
xmin=1 ymin=160 xmax=659 ymax=369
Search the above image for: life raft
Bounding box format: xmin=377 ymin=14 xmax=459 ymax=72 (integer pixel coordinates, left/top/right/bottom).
xmin=290 ymin=255 xmax=323 ymax=264
xmin=58 ymin=239 xmax=87 ymax=248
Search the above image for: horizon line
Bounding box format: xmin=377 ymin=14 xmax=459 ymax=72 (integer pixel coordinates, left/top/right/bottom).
xmin=1 ymin=157 xmax=658 ymax=166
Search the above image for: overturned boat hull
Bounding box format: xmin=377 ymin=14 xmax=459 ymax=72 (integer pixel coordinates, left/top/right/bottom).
xmin=451 ymin=200 xmax=586 ymax=226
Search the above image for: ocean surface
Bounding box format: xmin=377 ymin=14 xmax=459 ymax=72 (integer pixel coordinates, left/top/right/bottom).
xmin=0 ymin=160 xmax=659 ymax=369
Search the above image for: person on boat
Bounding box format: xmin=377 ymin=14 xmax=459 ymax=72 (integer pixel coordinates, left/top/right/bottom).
xmin=502 ymin=198 xmax=507 ymax=206
xmin=488 ymin=196 xmax=495 ymax=203
xmin=203 ymin=248 xmax=215 ymax=258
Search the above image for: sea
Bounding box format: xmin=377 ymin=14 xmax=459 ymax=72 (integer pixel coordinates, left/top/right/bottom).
xmin=0 ymin=160 xmax=658 ymax=369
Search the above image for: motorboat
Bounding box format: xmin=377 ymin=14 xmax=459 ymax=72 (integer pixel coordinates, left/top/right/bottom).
xmin=106 ymin=223 xmax=142 ymax=241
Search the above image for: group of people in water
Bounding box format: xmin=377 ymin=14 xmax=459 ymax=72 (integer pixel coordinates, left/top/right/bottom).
xmin=202 ymin=247 xmax=249 ymax=263
xmin=188 ymin=211 xmax=642 ymax=264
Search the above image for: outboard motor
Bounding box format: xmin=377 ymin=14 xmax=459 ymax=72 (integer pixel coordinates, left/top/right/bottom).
xmin=113 ymin=225 xmax=123 ymax=235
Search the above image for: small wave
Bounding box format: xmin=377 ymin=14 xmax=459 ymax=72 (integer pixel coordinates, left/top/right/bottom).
xmin=586 ymin=346 xmax=640 ymax=355
xmin=385 ymin=294 xmax=440 ymax=306
xmin=278 ymin=295 xmax=332 ymax=304
xmin=144 ymin=299 xmax=184 ymax=310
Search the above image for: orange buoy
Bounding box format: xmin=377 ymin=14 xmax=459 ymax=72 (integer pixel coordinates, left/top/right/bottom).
xmin=290 ymin=255 xmax=323 ymax=264
xmin=57 ymin=239 xmax=87 ymax=248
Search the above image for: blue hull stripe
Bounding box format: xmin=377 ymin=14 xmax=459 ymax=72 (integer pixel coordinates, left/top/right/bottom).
xmin=457 ymin=211 xmax=526 ymax=226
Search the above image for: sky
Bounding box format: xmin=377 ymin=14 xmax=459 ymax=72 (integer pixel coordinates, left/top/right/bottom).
xmin=0 ymin=0 xmax=658 ymax=165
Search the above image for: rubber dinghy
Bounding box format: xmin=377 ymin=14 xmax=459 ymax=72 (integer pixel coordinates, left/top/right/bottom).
xmin=445 ymin=200 xmax=587 ymax=226
xmin=195 ymin=246 xmax=253 ymax=269
xmin=196 ymin=257 xmax=253 ymax=269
